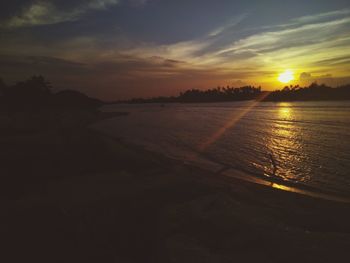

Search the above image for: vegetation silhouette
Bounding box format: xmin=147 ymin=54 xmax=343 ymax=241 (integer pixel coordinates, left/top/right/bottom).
xmin=126 ymin=85 xmax=262 ymax=103
xmin=122 ymin=83 xmax=350 ymax=104
xmin=0 ymin=76 xmax=105 ymax=135
xmin=0 ymin=76 xmax=102 ymax=112
xmin=264 ymin=83 xmax=350 ymax=101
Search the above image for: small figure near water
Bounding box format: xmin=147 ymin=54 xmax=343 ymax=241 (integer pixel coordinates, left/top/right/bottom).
xmin=269 ymin=153 xmax=277 ymax=176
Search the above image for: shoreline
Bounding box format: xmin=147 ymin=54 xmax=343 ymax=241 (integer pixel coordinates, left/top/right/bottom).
xmin=90 ymin=120 xmax=350 ymax=204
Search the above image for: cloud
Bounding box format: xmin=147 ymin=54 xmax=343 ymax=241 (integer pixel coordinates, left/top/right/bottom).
xmin=289 ymin=9 xmax=350 ymax=25
xmin=109 ymin=8 xmax=349 ymax=80
xmin=208 ymin=13 xmax=248 ymax=37
xmin=121 ymin=8 xmax=350 ymax=90
xmin=299 ymin=72 xmax=312 ymax=80
xmin=298 ymin=71 xmax=340 ymax=86
xmin=315 ymin=56 xmax=350 ymax=66
xmin=179 ymin=10 xmax=350 ymax=80
xmin=213 ymin=17 xmax=350 ymax=58
xmin=1 ymin=7 xmax=350 ymax=98
xmin=1 ymin=0 xmax=120 ymax=28
xmin=0 ymin=55 xmax=87 ymax=75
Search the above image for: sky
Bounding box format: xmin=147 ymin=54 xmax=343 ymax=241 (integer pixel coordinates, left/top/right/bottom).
xmin=1 ymin=0 xmax=350 ymax=100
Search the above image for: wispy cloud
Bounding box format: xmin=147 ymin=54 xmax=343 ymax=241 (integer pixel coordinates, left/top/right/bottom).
xmin=208 ymin=13 xmax=248 ymax=37
xmin=214 ymin=17 xmax=350 ymax=57
xmin=1 ymin=0 xmax=120 ymax=28
xmin=1 ymin=7 xmax=350 ymax=98
xmin=143 ymin=9 xmax=350 ymax=80
xmin=289 ymin=8 xmax=350 ymax=25
xmin=118 ymin=8 xmax=350 ymax=89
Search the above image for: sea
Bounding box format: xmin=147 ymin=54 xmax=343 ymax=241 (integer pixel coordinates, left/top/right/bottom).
xmin=93 ymin=101 xmax=350 ymax=197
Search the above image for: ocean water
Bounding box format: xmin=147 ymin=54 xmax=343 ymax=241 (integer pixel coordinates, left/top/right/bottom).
xmin=94 ymin=101 xmax=350 ymax=196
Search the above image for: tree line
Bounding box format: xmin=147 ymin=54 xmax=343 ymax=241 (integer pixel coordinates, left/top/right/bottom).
xmin=264 ymin=83 xmax=350 ymax=101
xmin=123 ymin=83 xmax=350 ymax=104
xmin=126 ymin=85 xmax=262 ymax=103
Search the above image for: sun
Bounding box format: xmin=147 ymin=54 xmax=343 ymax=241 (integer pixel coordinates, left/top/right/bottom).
xmin=278 ymin=70 xmax=295 ymax=83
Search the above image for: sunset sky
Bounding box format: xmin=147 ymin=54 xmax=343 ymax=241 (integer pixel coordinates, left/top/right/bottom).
xmin=1 ymin=0 xmax=350 ymax=100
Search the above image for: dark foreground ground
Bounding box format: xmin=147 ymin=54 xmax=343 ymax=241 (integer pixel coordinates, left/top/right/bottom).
xmin=1 ymin=111 xmax=350 ymax=263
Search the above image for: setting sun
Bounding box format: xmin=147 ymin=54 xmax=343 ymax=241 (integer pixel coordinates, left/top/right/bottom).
xmin=278 ymin=70 xmax=295 ymax=83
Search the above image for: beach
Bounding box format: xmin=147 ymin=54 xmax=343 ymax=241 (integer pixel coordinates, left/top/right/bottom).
xmin=96 ymin=101 xmax=350 ymax=196
xmin=1 ymin=110 xmax=350 ymax=263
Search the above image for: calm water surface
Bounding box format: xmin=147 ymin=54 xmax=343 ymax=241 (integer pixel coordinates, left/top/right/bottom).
xmin=95 ymin=101 xmax=350 ymax=196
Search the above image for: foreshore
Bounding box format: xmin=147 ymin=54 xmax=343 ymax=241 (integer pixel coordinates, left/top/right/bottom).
xmin=93 ymin=125 xmax=350 ymax=204
xmin=1 ymin=110 xmax=350 ymax=263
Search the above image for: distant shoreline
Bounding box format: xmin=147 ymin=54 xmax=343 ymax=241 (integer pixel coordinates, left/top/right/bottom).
xmin=107 ymin=97 xmax=350 ymax=105
xmin=105 ymin=98 xmax=350 ymax=106
xmin=109 ymin=83 xmax=350 ymax=104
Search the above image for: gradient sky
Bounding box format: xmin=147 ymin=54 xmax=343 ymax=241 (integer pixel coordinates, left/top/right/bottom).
xmin=1 ymin=0 xmax=350 ymax=100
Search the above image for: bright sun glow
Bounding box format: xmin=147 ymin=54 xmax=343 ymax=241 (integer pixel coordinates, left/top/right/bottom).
xmin=278 ymin=70 xmax=295 ymax=83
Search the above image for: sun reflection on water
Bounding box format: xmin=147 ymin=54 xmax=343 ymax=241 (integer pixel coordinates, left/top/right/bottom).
xmin=278 ymin=103 xmax=293 ymax=120
xmin=266 ymin=103 xmax=306 ymax=181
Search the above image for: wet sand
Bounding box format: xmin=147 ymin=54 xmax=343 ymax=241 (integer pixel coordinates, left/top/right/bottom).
xmin=1 ymin=111 xmax=350 ymax=263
